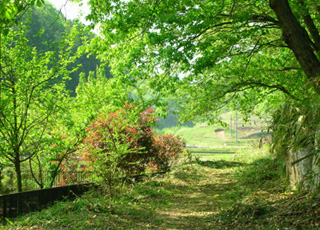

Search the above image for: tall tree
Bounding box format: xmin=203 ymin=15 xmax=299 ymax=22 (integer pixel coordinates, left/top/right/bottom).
xmin=84 ymin=0 xmax=320 ymax=191
xmin=0 ymin=22 xmax=78 ymax=192
xmin=84 ymin=0 xmax=314 ymax=115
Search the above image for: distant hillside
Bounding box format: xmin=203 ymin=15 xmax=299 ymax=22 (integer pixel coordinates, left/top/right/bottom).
xmin=156 ymin=112 xmax=194 ymax=129
xmin=159 ymin=111 xmax=270 ymax=150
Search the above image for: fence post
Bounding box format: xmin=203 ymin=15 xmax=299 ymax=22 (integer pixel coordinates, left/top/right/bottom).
xmin=38 ymin=189 xmax=41 ymax=211
xmin=17 ymin=193 xmax=22 ymax=216
xmin=8 ymin=195 xmax=13 ymax=218
xmin=2 ymin=195 xmax=6 ymax=222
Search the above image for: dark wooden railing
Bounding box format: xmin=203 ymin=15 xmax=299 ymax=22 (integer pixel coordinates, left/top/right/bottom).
xmin=0 ymin=183 xmax=93 ymax=222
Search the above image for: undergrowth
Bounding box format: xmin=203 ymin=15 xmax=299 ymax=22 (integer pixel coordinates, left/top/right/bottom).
xmin=2 ymin=145 xmax=320 ymax=229
xmin=211 ymin=145 xmax=320 ymax=229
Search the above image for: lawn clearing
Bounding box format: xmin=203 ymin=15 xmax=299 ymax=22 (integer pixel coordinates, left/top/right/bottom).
xmin=159 ymin=122 xmax=267 ymax=151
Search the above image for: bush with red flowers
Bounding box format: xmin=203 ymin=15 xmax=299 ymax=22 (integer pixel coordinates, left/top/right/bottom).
xmin=150 ymin=133 xmax=186 ymax=172
xmin=81 ymin=103 xmax=185 ymax=187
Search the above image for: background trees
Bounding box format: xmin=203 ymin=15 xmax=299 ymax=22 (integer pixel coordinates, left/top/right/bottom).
xmin=22 ymin=3 xmax=112 ymax=95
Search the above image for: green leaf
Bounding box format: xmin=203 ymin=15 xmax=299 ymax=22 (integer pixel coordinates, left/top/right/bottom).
xmin=36 ymin=0 xmax=43 ymax=7
xmin=5 ymin=8 xmax=12 ymax=20
xmin=2 ymin=28 xmax=9 ymax=36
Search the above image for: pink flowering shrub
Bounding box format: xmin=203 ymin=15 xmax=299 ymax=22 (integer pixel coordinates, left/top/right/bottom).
xmin=82 ymin=103 xmax=186 ymax=180
xmin=150 ymin=133 xmax=186 ymax=172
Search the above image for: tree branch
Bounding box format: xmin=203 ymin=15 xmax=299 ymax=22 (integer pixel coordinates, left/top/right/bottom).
xmin=298 ymin=0 xmax=320 ymax=51
xmin=291 ymin=152 xmax=315 ymax=166
xmin=270 ymin=0 xmax=320 ymax=94
xmin=263 ymin=67 xmax=302 ymax=72
xmin=250 ymin=14 xmax=279 ymax=25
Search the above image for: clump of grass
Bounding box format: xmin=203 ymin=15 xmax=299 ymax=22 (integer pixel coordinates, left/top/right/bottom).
xmin=233 ymin=144 xmax=271 ymax=163
xmin=209 ymin=145 xmax=320 ymax=229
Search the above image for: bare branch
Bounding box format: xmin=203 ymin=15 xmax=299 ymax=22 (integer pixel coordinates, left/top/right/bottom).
xmin=291 ymin=152 xmax=315 ymax=166
xmin=240 ymin=38 xmax=261 ymax=80
xmin=250 ymin=14 xmax=279 ymax=25
xmin=263 ymin=67 xmax=302 ymax=72
xmin=298 ymin=0 xmax=320 ymax=51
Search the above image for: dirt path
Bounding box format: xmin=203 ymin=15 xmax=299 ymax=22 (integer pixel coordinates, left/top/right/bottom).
xmin=214 ymin=129 xmax=227 ymax=139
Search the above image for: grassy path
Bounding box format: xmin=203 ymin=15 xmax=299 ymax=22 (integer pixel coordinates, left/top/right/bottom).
xmin=4 ymin=157 xmax=320 ymax=229
xmin=92 ymin=161 xmax=243 ymax=230
xmin=148 ymin=162 xmax=239 ymax=229
xmin=5 ymin=160 xmax=242 ymax=230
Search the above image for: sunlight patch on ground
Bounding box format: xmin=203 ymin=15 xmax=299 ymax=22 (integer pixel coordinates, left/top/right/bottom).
xmin=156 ymin=209 xmax=217 ymax=218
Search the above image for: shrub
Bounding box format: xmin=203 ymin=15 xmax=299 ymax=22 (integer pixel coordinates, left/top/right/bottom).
xmin=81 ymin=104 xmax=185 ymax=191
xmin=150 ymin=134 xmax=186 ymax=172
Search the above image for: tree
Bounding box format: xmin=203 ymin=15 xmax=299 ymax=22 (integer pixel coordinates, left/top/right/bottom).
xmin=26 ymin=67 xmax=118 ymax=190
xmin=84 ymin=0 xmax=320 ymax=191
xmin=21 ymin=2 xmax=112 ymax=96
xmin=84 ymin=0 xmax=318 ymax=108
xmin=0 ymin=23 xmax=78 ymax=192
xmin=0 ymin=0 xmax=44 ymax=35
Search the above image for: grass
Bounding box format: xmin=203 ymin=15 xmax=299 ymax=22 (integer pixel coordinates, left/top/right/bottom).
xmin=3 ymin=145 xmax=320 ymax=229
xmin=188 ymin=146 xmax=235 ymax=161
xmin=192 ymin=152 xmax=234 ymax=161
xmin=158 ymin=122 xmax=268 ymax=151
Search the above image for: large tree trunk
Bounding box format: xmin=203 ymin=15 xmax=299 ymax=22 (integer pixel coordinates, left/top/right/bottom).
xmin=269 ymin=0 xmax=320 ymax=93
xmin=270 ymin=0 xmax=320 ymax=192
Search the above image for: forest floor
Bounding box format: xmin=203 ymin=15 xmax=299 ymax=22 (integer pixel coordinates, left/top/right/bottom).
xmin=3 ymin=150 xmax=320 ymax=229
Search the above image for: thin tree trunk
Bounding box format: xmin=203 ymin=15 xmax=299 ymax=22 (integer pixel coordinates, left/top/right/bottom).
xmin=15 ymin=157 xmax=22 ymax=192
xmin=311 ymin=130 xmax=320 ymax=193
xmin=14 ymin=156 xmax=23 ymax=216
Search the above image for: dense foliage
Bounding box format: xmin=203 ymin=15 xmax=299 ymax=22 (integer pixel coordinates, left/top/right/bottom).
xmin=0 ymin=0 xmax=44 ymax=35
xmin=83 ymin=0 xmax=320 ymax=191
xmin=85 ymin=0 xmax=312 ymax=118
xmin=80 ymin=104 xmax=185 ymax=191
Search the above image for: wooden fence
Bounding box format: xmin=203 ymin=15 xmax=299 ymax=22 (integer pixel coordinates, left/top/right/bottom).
xmin=0 ymin=171 xmax=164 ymax=222
xmin=0 ymin=183 xmax=93 ymax=222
